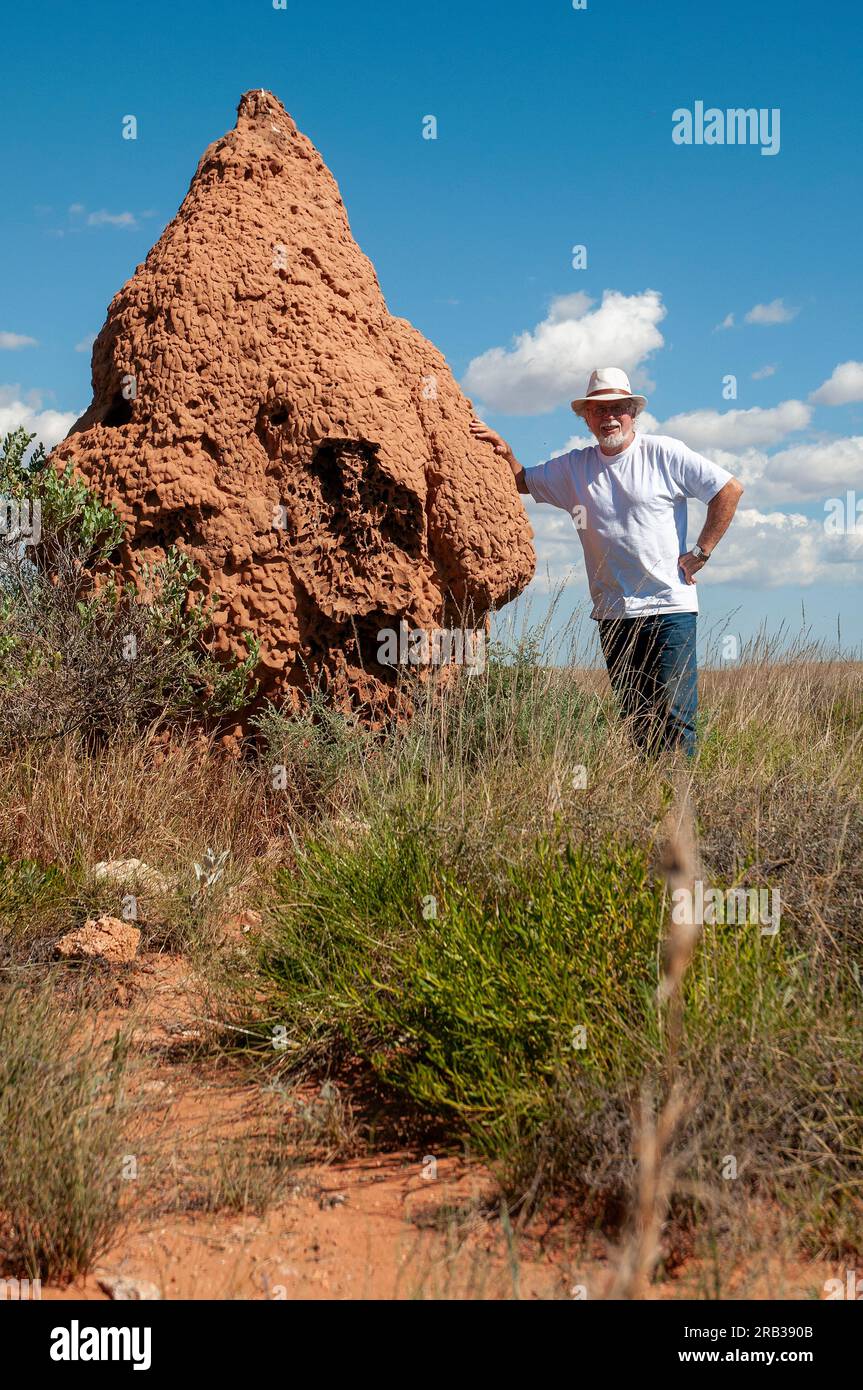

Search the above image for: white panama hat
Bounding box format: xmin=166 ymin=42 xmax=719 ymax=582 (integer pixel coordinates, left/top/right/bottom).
xmin=571 ymin=367 xmax=647 ymax=417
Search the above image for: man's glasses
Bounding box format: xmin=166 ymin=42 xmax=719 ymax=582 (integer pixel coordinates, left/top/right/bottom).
xmin=586 ymin=399 xmax=635 ymax=417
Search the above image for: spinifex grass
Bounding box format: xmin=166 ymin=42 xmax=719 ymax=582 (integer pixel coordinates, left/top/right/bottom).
xmin=0 ymin=982 xmax=131 ymax=1282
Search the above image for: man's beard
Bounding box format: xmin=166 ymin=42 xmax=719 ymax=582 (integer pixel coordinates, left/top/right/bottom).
xmin=597 ymin=424 xmax=627 ymax=449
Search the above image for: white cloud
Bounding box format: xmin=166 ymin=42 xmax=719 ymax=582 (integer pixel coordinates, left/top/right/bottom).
xmin=700 ymin=446 xmax=770 ymax=490
xmin=86 ymin=209 xmax=137 ymax=228
xmin=810 ymin=360 xmax=863 ymax=406
xmin=462 ymin=289 xmax=667 ymax=415
xmin=658 ymin=400 xmax=811 ymax=451
xmin=59 ymin=204 xmax=141 ymax=234
xmin=751 ymin=364 xmax=777 ymax=380
xmin=75 ymin=334 xmax=96 ymax=354
xmin=751 ymin=436 xmax=863 ymax=504
xmin=744 ymin=298 xmax=798 ymax=325
xmin=670 ymin=434 xmax=863 ymax=509
xmin=706 ymin=506 xmax=862 ymax=587
xmin=714 ymin=313 xmax=735 ymax=331
xmin=0 ymin=386 xmax=77 ymax=450
xmin=0 ymin=332 xmax=38 ymax=350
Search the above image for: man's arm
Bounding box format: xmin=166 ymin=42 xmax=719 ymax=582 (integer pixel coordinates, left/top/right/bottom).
xmin=469 ymin=419 xmax=528 ymax=493
xmin=678 ymin=478 xmax=744 ymax=584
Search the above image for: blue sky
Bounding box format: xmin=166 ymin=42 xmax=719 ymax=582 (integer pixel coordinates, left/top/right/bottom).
xmin=2 ymin=0 xmax=861 ymax=659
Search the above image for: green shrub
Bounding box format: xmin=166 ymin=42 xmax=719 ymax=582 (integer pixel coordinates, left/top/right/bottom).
xmin=1 ymin=426 xmax=124 ymax=568
xmin=1 ymin=428 xmax=260 ymax=737
xmin=262 ymin=825 xmax=665 ymax=1137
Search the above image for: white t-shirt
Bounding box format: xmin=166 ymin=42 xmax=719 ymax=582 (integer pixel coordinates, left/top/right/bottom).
xmin=524 ymin=432 xmax=733 ymax=619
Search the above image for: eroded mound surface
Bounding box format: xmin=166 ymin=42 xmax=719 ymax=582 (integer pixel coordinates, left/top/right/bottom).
xmin=50 ymin=89 xmax=535 ymax=717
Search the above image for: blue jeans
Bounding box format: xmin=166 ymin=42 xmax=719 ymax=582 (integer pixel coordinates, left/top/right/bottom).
xmin=597 ymin=613 xmax=698 ymax=757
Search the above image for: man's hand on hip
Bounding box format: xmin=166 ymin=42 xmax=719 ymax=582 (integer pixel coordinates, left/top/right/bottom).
xmin=678 ymin=550 xmax=708 ymax=585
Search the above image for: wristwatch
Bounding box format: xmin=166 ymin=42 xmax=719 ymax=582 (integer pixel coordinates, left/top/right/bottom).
xmin=692 ymin=544 xmax=711 ymax=562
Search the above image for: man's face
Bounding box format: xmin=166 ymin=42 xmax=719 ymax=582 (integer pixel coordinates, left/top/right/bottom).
xmin=584 ymin=398 xmax=636 ymax=451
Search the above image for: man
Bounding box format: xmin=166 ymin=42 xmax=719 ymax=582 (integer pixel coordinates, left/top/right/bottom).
xmin=470 ymin=367 xmax=744 ymax=756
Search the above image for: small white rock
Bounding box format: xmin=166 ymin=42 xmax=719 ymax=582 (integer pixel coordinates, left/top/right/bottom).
xmin=92 ymin=859 xmax=171 ymax=895
xmin=97 ymin=1274 xmax=162 ymax=1301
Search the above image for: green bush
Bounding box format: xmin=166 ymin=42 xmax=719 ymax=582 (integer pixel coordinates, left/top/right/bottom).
xmin=358 ymin=841 xmax=665 ymax=1129
xmin=262 ymin=825 xmax=665 ymax=1134
xmin=1 ymin=425 xmax=124 ymax=567
xmin=0 ymin=427 xmax=260 ymax=737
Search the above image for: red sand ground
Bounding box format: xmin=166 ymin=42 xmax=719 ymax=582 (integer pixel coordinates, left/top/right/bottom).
xmin=36 ymin=954 xmax=838 ymax=1302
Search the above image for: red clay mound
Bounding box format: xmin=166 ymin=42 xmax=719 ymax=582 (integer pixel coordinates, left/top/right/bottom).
xmin=50 ymin=89 xmax=535 ymax=718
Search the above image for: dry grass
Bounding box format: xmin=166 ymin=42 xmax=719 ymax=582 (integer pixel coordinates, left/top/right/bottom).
xmin=610 ymin=788 xmax=699 ymax=1299
xmin=0 ymin=981 xmax=132 ymax=1281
